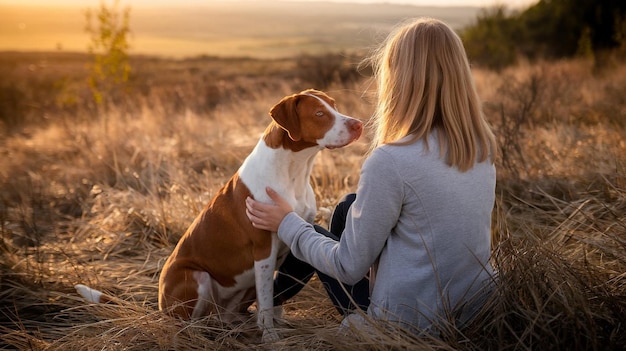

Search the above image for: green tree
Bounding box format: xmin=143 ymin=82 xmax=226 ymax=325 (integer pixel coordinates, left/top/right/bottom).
xmin=85 ymin=0 xmax=131 ymax=108
xmin=461 ymin=6 xmax=521 ymax=70
xmin=461 ymin=0 xmax=626 ymax=69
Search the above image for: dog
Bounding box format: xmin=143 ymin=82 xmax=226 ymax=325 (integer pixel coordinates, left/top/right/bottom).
xmin=76 ymin=89 xmax=362 ymax=342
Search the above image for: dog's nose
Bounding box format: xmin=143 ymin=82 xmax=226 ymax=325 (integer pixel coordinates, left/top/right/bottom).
xmin=348 ymin=118 xmax=363 ymax=133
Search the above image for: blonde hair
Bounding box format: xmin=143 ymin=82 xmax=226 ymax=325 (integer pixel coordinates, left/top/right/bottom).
xmin=366 ymin=17 xmax=496 ymax=171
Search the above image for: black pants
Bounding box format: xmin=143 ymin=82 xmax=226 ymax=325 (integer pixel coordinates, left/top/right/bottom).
xmin=273 ymin=193 xmax=370 ymax=315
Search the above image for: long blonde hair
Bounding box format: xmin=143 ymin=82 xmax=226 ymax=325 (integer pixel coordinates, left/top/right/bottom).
xmin=367 ymin=17 xmax=496 ymax=171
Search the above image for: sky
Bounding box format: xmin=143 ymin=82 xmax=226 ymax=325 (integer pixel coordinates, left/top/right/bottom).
xmin=0 ymin=0 xmax=537 ymax=9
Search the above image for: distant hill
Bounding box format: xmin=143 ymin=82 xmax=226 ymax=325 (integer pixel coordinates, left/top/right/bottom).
xmin=0 ymin=1 xmax=480 ymax=58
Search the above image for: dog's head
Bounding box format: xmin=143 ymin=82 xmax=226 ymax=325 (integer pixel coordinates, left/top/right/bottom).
xmin=265 ymin=89 xmax=363 ymax=151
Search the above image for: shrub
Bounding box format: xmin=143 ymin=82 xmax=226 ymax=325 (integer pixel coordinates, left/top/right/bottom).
xmin=85 ymin=0 xmax=131 ymax=109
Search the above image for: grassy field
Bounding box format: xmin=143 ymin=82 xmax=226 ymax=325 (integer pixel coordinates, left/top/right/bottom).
xmin=1 ymin=51 xmax=625 ymax=350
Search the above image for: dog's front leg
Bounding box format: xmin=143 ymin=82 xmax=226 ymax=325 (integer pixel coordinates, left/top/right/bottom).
xmin=254 ymin=233 xmax=280 ymax=342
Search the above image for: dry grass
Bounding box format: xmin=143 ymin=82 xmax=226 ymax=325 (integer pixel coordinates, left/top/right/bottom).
xmin=1 ymin=54 xmax=625 ymax=350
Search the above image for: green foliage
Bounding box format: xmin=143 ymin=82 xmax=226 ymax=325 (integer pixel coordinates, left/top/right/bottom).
xmin=576 ymin=26 xmax=594 ymax=59
xmin=461 ymin=7 xmax=521 ymax=70
xmin=462 ymin=0 xmax=626 ymax=69
xmin=85 ymin=0 xmax=131 ymax=107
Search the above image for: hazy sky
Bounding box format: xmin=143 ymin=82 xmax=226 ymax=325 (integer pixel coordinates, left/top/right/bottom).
xmin=0 ymin=0 xmax=538 ymax=8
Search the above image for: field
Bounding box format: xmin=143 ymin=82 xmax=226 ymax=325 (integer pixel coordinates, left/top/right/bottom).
xmin=1 ymin=49 xmax=625 ymax=350
xmin=0 ymin=2 xmax=479 ymax=58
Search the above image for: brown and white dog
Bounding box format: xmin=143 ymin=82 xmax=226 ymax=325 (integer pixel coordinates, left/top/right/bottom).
xmin=76 ymin=89 xmax=362 ymax=342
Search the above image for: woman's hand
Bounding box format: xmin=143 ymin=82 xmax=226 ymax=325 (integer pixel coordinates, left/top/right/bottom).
xmin=245 ymin=187 xmax=294 ymax=232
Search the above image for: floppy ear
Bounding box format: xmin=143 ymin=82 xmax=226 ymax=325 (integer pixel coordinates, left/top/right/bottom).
xmin=269 ymin=94 xmax=302 ymax=141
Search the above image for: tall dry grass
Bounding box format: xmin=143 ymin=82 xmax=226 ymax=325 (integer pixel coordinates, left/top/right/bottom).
xmin=1 ymin=54 xmax=625 ymax=350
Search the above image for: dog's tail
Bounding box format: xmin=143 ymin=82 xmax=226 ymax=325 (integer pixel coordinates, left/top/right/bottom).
xmin=75 ymin=284 xmax=113 ymax=304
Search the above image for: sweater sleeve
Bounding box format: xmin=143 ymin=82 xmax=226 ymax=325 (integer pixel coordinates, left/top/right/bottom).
xmin=278 ymin=148 xmax=404 ymax=285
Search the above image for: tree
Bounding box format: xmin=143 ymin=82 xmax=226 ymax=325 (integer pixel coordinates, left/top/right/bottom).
xmin=461 ymin=6 xmax=522 ymax=70
xmin=461 ymin=0 xmax=626 ymax=69
xmin=85 ymin=0 xmax=131 ymax=108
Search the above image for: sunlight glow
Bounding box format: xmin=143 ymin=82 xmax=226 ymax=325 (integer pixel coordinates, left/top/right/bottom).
xmin=0 ymin=0 xmax=537 ymax=7
xmin=0 ymin=0 xmax=539 ymax=57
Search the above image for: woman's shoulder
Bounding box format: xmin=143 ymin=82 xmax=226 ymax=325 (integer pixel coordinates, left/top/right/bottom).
xmin=365 ymin=141 xmax=423 ymax=174
xmin=373 ymin=136 xmax=431 ymax=159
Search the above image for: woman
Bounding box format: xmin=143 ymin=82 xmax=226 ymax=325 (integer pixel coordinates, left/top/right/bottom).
xmin=245 ymin=17 xmax=497 ymax=334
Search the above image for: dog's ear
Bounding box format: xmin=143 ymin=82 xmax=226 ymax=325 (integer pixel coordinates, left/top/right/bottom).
xmin=269 ymin=94 xmax=302 ymax=141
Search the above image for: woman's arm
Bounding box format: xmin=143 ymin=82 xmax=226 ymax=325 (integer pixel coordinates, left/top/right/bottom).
xmin=246 ymin=148 xmax=404 ymax=285
xmin=245 ymin=187 xmax=293 ymax=232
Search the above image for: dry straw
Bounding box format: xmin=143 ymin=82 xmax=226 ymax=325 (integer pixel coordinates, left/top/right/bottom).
xmin=1 ymin=56 xmax=625 ymax=350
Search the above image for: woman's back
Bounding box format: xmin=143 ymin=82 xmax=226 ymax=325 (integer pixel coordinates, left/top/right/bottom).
xmin=351 ymin=133 xmax=495 ymax=331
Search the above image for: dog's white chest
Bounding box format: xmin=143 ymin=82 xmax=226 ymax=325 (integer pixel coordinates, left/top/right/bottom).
xmin=239 ymin=140 xmax=318 ymax=217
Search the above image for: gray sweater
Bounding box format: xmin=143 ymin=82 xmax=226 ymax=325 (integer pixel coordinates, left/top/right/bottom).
xmin=278 ymin=133 xmax=496 ymax=332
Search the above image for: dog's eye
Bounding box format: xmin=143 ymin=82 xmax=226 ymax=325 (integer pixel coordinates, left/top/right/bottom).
xmin=315 ymin=111 xmax=324 ymax=117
